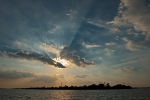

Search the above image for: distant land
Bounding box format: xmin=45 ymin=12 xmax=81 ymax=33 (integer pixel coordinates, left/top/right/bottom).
xmin=17 ymin=83 xmax=132 ymax=90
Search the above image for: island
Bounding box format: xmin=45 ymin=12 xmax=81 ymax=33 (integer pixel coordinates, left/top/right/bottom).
xmin=18 ymin=83 xmax=132 ymax=90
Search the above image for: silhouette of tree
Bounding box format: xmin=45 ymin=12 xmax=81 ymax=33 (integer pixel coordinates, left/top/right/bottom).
xmin=98 ymin=83 xmax=104 ymax=89
xmin=21 ymin=82 xmax=132 ymax=90
xmin=106 ymin=83 xmax=110 ymax=88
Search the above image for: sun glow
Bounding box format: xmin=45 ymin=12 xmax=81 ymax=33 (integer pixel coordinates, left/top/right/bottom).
xmin=53 ymin=57 xmax=69 ymax=66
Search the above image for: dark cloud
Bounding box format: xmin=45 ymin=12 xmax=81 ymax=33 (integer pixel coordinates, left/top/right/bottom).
xmin=0 ymin=50 xmax=66 ymax=68
xmin=60 ymin=46 xmax=95 ymax=67
xmin=55 ymin=62 xmax=66 ymax=68
xmin=61 ymin=52 xmax=95 ymax=67
xmin=0 ymin=45 xmax=95 ymax=68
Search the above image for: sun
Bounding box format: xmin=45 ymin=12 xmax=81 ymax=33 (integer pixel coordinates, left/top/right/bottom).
xmin=53 ymin=57 xmax=69 ymax=66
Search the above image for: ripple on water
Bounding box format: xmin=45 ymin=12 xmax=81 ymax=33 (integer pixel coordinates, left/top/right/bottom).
xmin=0 ymin=89 xmax=150 ymax=100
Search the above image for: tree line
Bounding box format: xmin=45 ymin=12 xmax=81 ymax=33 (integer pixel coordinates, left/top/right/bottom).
xmin=21 ymin=83 xmax=132 ymax=90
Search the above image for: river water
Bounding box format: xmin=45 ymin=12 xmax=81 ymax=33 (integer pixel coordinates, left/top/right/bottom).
xmin=0 ymin=88 xmax=150 ymax=100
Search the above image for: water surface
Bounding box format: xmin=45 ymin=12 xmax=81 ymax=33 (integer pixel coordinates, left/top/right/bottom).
xmin=0 ymin=88 xmax=150 ymax=100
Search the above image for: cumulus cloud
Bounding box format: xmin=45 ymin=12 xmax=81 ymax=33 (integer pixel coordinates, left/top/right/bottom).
xmin=108 ymin=0 xmax=150 ymax=41
xmin=82 ymin=42 xmax=101 ymax=49
xmin=61 ymin=52 xmax=95 ymax=67
xmin=0 ymin=50 xmax=66 ymax=68
xmin=41 ymin=43 xmax=60 ymax=55
xmin=122 ymin=37 xmax=145 ymax=51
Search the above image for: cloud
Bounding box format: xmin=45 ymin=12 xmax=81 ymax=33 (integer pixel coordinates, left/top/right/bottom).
xmin=0 ymin=68 xmax=57 ymax=83
xmin=110 ymin=27 xmax=120 ymax=33
xmin=59 ymin=46 xmax=69 ymax=56
xmin=86 ymin=19 xmax=108 ymax=28
xmin=0 ymin=51 xmax=8 ymax=57
xmin=108 ymin=0 xmax=150 ymax=41
xmin=60 ymin=47 xmax=95 ymax=67
xmin=14 ymin=41 xmax=28 ymax=48
xmin=0 ymin=45 xmax=96 ymax=68
xmin=126 ymin=28 xmax=141 ymax=37
xmin=82 ymin=42 xmax=101 ymax=49
xmin=105 ymin=42 xmax=116 ymax=46
xmin=74 ymin=74 xmax=88 ymax=78
xmin=0 ymin=50 xmax=66 ymax=68
xmin=55 ymin=62 xmax=66 ymax=68
xmin=66 ymin=9 xmax=78 ymax=19
xmin=59 ymin=46 xmax=95 ymax=67
xmin=120 ymin=66 xmax=135 ymax=72
xmin=32 ymin=75 xmax=57 ymax=83
xmin=104 ymin=48 xmax=115 ymax=56
xmin=122 ymin=37 xmax=145 ymax=51
xmin=41 ymin=43 xmax=60 ymax=55
xmin=0 ymin=68 xmax=35 ymax=79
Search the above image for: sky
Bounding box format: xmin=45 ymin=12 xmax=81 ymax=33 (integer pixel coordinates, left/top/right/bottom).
xmin=0 ymin=0 xmax=150 ymax=88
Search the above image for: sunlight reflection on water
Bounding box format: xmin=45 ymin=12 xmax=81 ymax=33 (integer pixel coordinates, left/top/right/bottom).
xmin=0 ymin=89 xmax=150 ymax=100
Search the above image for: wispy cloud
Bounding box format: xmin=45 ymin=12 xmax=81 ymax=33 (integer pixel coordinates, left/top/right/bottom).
xmin=74 ymin=74 xmax=89 ymax=78
xmin=66 ymin=9 xmax=78 ymax=19
xmin=41 ymin=43 xmax=60 ymax=55
xmin=119 ymin=67 xmax=136 ymax=73
xmin=122 ymin=37 xmax=145 ymax=51
xmin=14 ymin=41 xmax=28 ymax=48
xmin=32 ymin=75 xmax=57 ymax=83
xmin=0 ymin=51 xmax=8 ymax=57
xmin=82 ymin=42 xmax=101 ymax=49
xmin=86 ymin=19 xmax=107 ymax=28
xmin=0 ymin=68 xmax=36 ymax=79
xmin=0 ymin=68 xmax=58 ymax=83
xmin=99 ymin=57 xmax=103 ymax=61
xmin=104 ymin=48 xmax=115 ymax=56
xmin=105 ymin=42 xmax=116 ymax=46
